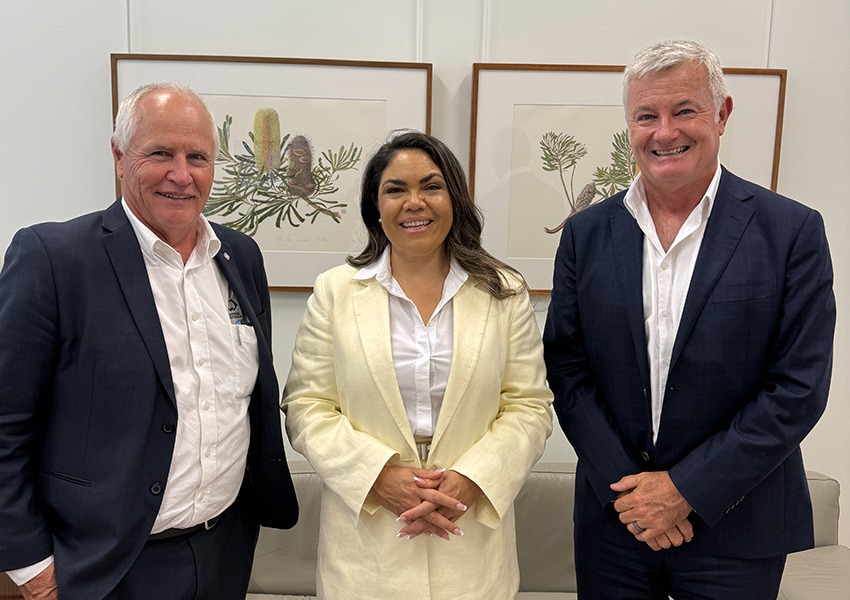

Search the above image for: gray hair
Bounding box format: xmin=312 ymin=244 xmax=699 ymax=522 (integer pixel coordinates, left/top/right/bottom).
xmin=112 ymin=82 xmax=220 ymax=156
xmin=623 ymin=40 xmax=729 ymax=117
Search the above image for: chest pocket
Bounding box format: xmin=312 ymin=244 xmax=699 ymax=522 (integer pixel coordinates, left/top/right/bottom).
xmin=712 ymin=276 xmax=776 ymax=303
xmin=231 ymin=323 xmax=259 ymax=397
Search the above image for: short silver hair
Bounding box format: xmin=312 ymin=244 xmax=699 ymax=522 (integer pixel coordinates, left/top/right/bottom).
xmin=112 ymin=82 xmax=220 ymax=156
xmin=623 ymin=40 xmax=729 ymax=117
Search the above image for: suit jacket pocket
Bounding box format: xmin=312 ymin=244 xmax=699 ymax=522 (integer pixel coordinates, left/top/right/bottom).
xmin=40 ymin=465 xmax=91 ymax=486
xmin=712 ymin=276 xmax=776 ymax=303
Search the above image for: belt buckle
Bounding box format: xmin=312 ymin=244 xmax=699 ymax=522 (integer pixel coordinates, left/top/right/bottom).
xmin=204 ymin=515 xmax=220 ymax=531
xmin=416 ymin=442 xmax=431 ymax=462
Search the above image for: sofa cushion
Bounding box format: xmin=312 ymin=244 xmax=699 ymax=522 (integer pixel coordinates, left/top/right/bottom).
xmin=778 ymin=545 xmax=850 ymax=600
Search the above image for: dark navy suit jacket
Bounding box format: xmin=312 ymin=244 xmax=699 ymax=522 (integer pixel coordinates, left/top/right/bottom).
xmin=0 ymin=199 xmax=298 ymax=598
xmin=544 ymin=168 xmax=835 ymax=559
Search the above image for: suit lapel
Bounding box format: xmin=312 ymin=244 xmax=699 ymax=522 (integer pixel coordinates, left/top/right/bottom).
xmin=101 ymin=200 xmax=176 ymax=406
xmin=430 ymin=279 xmax=490 ymax=449
xmin=670 ymin=170 xmax=754 ymax=368
xmin=351 ymin=279 xmax=418 ymax=452
xmin=610 ymin=203 xmax=651 ymax=386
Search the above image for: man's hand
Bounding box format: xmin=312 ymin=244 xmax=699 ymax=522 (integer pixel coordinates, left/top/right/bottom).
xmin=20 ymin=563 xmax=58 ymax=600
xmin=610 ymin=471 xmax=693 ymax=546
xmin=397 ymin=470 xmax=482 ymax=540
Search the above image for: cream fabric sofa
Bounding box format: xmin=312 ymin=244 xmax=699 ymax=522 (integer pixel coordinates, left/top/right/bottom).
xmin=246 ymin=462 xmax=848 ymax=599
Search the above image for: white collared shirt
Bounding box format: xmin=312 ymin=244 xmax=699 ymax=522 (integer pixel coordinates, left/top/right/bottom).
xmin=122 ymin=199 xmax=258 ymax=533
xmin=624 ymin=165 xmax=722 ymax=443
xmin=353 ymin=247 xmax=468 ymax=438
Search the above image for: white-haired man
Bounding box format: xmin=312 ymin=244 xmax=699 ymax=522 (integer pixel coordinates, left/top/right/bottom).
xmin=544 ymin=40 xmax=835 ymax=598
xmin=0 ymin=83 xmax=298 ymax=599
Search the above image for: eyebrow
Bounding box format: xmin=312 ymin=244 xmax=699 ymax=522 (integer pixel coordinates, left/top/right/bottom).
xmin=381 ymin=172 xmax=444 ymax=187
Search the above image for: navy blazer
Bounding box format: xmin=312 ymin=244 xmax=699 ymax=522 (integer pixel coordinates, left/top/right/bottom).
xmin=0 ymin=199 xmax=298 ymax=598
xmin=543 ymin=168 xmax=835 ymax=559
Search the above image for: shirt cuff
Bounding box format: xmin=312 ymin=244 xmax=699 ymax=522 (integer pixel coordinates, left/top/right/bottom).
xmin=5 ymin=556 xmax=54 ymax=586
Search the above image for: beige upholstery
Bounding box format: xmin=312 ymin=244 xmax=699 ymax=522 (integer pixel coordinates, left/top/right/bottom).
xmin=247 ymin=462 xmax=847 ymax=600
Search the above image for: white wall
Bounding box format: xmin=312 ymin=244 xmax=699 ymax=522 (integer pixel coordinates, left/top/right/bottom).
xmin=2 ymin=0 xmax=848 ymax=543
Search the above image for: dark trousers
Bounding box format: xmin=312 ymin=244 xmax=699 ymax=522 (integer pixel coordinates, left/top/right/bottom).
xmin=575 ymin=531 xmax=786 ymax=600
xmin=104 ymin=501 xmax=259 ymax=600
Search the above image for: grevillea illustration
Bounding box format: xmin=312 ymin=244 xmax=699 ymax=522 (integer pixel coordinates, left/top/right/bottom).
xmin=540 ymin=129 xmax=636 ymax=233
xmin=204 ymin=107 xmax=361 ymax=236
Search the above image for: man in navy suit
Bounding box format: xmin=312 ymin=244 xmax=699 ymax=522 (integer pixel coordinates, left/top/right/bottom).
xmin=544 ymin=40 xmax=835 ymax=599
xmin=0 ymin=83 xmax=298 ymax=599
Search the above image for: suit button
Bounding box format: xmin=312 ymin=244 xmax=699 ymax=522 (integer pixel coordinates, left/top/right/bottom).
xmin=162 ymin=422 xmax=175 ymax=434
xmin=641 ymin=452 xmax=651 ymax=462
xmin=150 ymin=483 xmax=162 ymax=495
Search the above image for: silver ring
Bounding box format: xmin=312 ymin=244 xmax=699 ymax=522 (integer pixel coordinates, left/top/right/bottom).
xmin=631 ymin=521 xmax=646 ymax=534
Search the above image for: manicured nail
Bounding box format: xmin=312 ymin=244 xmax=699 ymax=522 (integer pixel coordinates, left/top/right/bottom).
xmin=453 ymin=528 xmax=462 ymax=536
xmin=396 ymin=516 xmax=406 ymax=522
xmin=437 ymin=468 xmax=446 ymax=473
xmin=397 ymin=532 xmax=406 ymax=538
xmin=457 ymin=503 xmax=467 ymax=511
xmin=413 ymin=476 xmax=423 ymax=482
xmin=407 ymin=534 xmax=417 ymax=540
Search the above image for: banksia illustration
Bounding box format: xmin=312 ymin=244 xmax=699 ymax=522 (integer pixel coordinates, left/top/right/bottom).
xmin=541 ymin=129 xmax=635 ymax=234
xmin=205 ymin=112 xmax=362 ymax=236
xmin=286 ymin=135 xmax=317 ymax=198
xmin=253 ymin=108 xmax=281 ymax=173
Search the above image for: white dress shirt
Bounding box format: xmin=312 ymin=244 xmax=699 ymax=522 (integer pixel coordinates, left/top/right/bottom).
xmin=353 ymin=247 xmax=467 ymax=438
xmin=623 ymin=165 xmax=722 ymax=443
xmin=8 ymin=203 xmax=259 ymax=586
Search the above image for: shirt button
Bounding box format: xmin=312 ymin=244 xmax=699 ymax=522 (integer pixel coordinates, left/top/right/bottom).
xmin=203 ymin=403 xmax=210 ymax=411
xmin=664 ymin=358 xmax=671 ymax=366
xmin=162 ymin=422 xmax=175 ymax=434
xmin=198 ymin=358 xmax=205 ymax=367
xmin=661 ymin=263 xmax=670 ymax=270
xmin=150 ymin=483 xmax=163 ymax=495
xmin=661 ymin=310 xmax=670 ymax=318
xmin=191 ymin=313 xmax=199 ymax=322
xmin=204 ymin=448 xmax=211 ymax=458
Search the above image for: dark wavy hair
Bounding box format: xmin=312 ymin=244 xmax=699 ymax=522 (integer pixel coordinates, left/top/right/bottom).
xmin=347 ymin=131 xmax=525 ymax=299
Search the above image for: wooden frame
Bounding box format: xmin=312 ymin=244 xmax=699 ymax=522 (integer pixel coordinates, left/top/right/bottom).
xmin=112 ymin=54 xmax=432 ymax=291
xmin=470 ymin=63 xmax=786 ymax=293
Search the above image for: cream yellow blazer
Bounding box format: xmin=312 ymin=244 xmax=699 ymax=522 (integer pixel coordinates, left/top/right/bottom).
xmin=282 ymin=264 xmax=553 ymax=600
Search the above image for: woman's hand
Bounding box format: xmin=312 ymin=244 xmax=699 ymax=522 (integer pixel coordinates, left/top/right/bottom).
xmin=369 ymin=466 xmax=467 ymax=522
xmin=397 ymin=470 xmax=482 ymax=539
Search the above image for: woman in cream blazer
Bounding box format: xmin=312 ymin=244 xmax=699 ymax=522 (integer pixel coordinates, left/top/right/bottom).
xmin=282 ymin=132 xmax=553 ymax=600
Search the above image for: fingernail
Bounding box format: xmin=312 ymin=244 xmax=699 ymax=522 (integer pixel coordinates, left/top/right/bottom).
xmin=453 ymin=528 xmax=462 ymax=536
xmin=457 ymin=503 xmax=467 ymax=511
xmin=408 ymin=534 xmax=416 ymax=540
xmin=396 ymin=516 xmax=406 ymax=522
xmin=397 ymin=532 xmax=406 ymax=538
xmin=413 ymin=476 xmax=423 ymax=482
xmin=437 ymin=468 xmax=446 ymax=473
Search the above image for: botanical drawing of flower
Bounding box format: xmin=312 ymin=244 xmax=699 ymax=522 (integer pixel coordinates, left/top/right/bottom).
xmin=204 ymin=107 xmax=362 ymax=236
xmin=539 ymin=129 xmax=636 ymax=233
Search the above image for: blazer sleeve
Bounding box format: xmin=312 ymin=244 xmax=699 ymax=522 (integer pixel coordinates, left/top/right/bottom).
xmin=449 ymin=285 xmax=554 ymax=529
xmin=669 ymin=208 xmax=835 ymax=526
xmin=0 ymin=228 xmax=58 ymax=570
xmin=281 ymin=271 xmax=399 ymax=523
xmin=543 ymin=220 xmax=646 ymax=509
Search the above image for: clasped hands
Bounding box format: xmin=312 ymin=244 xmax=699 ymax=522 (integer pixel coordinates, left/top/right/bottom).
xmin=370 ymin=465 xmax=481 ymax=541
xmin=610 ymin=471 xmax=694 ymax=551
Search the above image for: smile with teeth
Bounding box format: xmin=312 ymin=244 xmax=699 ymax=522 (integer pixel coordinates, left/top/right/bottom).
xmin=401 ymin=220 xmax=432 ymax=229
xmin=159 ymin=192 xmax=193 ymax=199
xmin=653 ymin=146 xmax=688 ymax=157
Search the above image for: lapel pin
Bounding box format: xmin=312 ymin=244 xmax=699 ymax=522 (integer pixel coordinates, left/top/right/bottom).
xmin=223 ymin=252 xmax=231 ymax=260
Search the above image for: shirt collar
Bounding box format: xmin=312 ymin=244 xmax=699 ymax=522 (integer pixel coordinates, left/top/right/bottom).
xmin=624 ymin=163 xmax=722 ymax=222
xmin=121 ymin=197 xmax=221 ymax=264
xmin=352 ymin=246 xmax=468 ymax=298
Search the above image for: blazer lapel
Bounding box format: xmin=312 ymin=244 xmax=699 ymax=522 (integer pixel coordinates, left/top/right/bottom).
xmin=610 ymin=203 xmax=651 ymax=387
xmin=430 ymin=279 xmax=490 ymax=449
xmin=351 ymin=279 xmax=418 ymax=453
xmin=670 ymin=170 xmax=754 ymax=368
xmin=101 ymin=200 xmax=176 ymax=406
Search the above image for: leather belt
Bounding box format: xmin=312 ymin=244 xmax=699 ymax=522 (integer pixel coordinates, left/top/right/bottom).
xmin=148 ymin=514 xmax=222 ymax=542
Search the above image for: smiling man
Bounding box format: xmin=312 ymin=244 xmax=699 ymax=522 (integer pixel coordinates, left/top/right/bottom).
xmin=543 ymin=40 xmax=835 ymax=599
xmin=0 ymin=83 xmax=298 ymax=600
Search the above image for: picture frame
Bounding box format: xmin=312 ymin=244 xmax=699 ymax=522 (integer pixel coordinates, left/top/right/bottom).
xmin=469 ymin=63 xmax=786 ymax=293
xmin=112 ymin=54 xmax=432 ymax=291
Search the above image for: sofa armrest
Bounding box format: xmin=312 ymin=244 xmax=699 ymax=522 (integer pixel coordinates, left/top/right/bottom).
xmin=805 ymin=470 xmax=840 ymax=547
